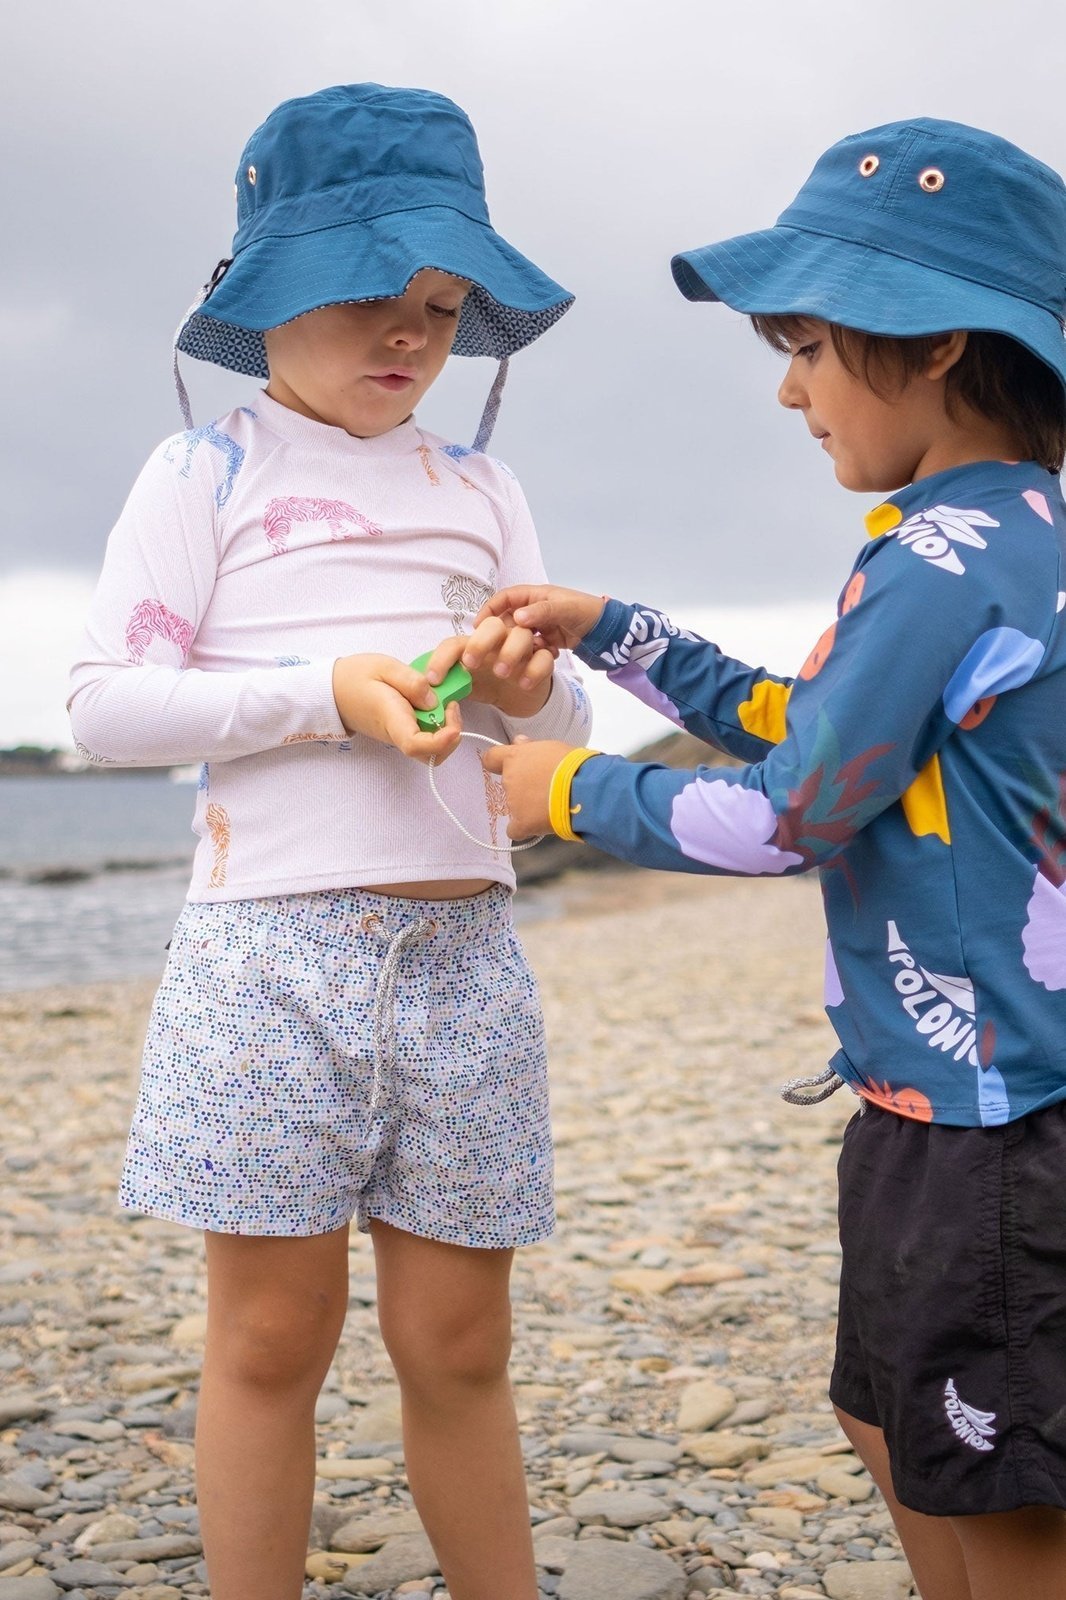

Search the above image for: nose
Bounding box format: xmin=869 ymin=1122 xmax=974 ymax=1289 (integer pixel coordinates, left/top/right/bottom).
xmin=777 ymin=356 xmax=807 ymax=411
xmin=384 ymin=299 xmax=429 ymax=352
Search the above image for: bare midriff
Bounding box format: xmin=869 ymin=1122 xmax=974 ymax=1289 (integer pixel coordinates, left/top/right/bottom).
xmin=368 ymin=878 xmax=495 ymax=899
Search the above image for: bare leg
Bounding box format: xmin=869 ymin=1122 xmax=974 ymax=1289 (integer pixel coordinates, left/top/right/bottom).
xmin=196 ymin=1226 xmax=350 ymax=1600
xmin=834 ymin=1405 xmax=972 ymax=1600
xmin=371 ymin=1220 xmax=538 ymax=1600
xmin=951 ymin=1505 xmax=1066 ymax=1600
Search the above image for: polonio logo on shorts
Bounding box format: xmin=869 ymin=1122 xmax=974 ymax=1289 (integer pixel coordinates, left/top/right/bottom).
xmin=944 ymin=1378 xmax=997 ymax=1452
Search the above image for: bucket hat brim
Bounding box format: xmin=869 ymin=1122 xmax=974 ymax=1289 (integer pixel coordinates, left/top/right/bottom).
xmin=672 ymin=225 xmax=1066 ymax=392
xmin=178 ymin=205 xmax=573 ymax=378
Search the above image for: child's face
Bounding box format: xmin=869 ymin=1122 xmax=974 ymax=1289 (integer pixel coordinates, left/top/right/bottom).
xmin=776 ymin=319 xmax=956 ymax=492
xmin=263 ymin=270 xmax=470 ymax=437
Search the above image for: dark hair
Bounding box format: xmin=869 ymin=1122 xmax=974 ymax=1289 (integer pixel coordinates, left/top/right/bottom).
xmin=751 ymin=314 xmax=1066 ymax=473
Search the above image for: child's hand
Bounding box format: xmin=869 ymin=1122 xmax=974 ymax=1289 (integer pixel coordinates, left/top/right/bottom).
xmin=476 ymin=585 xmax=606 ymax=653
xmin=332 ymin=654 xmax=462 ymax=764
xmin=422 ymin=618 xmax=555 ymax=718
xmin=481 ymin=738 xmax=576 ymax=838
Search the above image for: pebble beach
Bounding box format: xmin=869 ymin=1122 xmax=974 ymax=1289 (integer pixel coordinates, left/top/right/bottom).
xmin=0 ymin=868 xmax=918 ymax=1600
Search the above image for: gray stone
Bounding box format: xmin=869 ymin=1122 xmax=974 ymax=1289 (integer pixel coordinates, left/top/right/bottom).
xmin=159 ymin=1406 xmax=197 ymax=1442
xmin=557 ymin=1431 xmax=623 ymax=1456
xmin=0 ymin=1401 xmax=50 ymax=1430
xmin=59 ymin=1475 xmax=129 ymax=1503
xmin=349 ymin=1390 xmax=403 ymax=1445
xmin=569 ymin=1490 xmax=673 ymax=1528
xmin=0 ymin=1263 xmax=44 ymax=1287
xmin=47 ymin=1563 xmax=129 ymax=1589
xmin=0 ymin=1580 xmax=62 ymax=1600
xmin=10 ymin=1466 xmax=51 ymax=1491
xmin=822 ymin=1562 xmax=915 ymax=1600
xmin=84 ymin=1539 xmax=202 ymax=1564
xmin=558 ymin=1539 xmax=686 ymax=1600
xmin=0 ymin=1480 xmax=54 ymax=1513
xmin=331 ymin=1508 xmax=424 ymax=1553
xmin=676 ymin=1381 xmax=736 ymax=1434
xmin=533 ymin=1536 xmax=578 ymax=1572
xmin=340 ymin=1532 xmax=439 ymax=1592
xmin=606 ymin=1438 xmax=681 ymax=1465
xmin=0 ymin=1550 xmax=42 ymax=1574
xmin=314 ymin=1394 xmax=350 ymax=1424
xmin=533 ymin=1517 xmax=580 ymax=1539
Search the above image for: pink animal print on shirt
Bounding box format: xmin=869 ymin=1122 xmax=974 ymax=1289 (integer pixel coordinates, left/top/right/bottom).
xmin=205 ymin=803 xmax=230 ymax=888
xmin=125 ymin=599 xmax=195 ymax=665
xmin=263 ymin=497 xmax=383 ymax=555
xmin=418 ymin=445 xmax=442 ymax=486
xmin=483 ymin=767 xmax=509 ymax=850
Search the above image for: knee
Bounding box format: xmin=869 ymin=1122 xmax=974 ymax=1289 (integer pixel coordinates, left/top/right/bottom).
xmin=209 ymin=1290 xmax=345 ymax=1392
xmin=381 ymin=1300 xmax=512 ymax=1394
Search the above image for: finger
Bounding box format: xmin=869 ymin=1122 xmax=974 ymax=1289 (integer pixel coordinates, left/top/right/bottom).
xmin=507 ymin=600 xmax=559 ymax=634
xmin=480 ymin=743 xmax=507 ymax=775
xmin=376 ymin=658 xmax=439 ymax=710
xmin=517 ymin=646 xmax=556 ymax=691
xmin=461 ymin=616 xmax=509 ymax=672
xmin=494 ymin=626 xmax=538 ymax=678
xmin=423 ymin=634 xmax=469 ymax=687
xmin=475 ymin=586 xmax=545 ymax=626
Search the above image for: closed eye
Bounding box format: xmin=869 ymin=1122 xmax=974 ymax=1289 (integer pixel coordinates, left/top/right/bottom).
xmin=430 ymin=304 xmax=462 ymax=319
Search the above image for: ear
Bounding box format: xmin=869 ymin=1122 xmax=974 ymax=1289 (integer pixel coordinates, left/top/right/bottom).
xmin=925 ymin=330 xmax=968 ymax=380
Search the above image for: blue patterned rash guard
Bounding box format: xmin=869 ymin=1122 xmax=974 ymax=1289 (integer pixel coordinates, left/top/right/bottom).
xmin=571 ymin=460 xmax=1066 ymax=1127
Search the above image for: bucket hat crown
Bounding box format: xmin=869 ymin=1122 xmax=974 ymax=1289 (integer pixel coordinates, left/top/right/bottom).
xmin=175 ymin=83 xmax=572 ymax=411
xmin=672 ymin=117 xmax=1066 ymax=392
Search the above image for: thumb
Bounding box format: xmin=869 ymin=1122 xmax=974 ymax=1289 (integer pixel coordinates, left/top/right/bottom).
xmin=376 ymin=658 xmax=437 ymax=709
xmin=481 ymin=743 xmax=507 ymax=775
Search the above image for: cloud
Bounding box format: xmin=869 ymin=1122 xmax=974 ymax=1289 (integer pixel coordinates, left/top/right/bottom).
xmin=5 ymin=0 xmax=1065 ymax=602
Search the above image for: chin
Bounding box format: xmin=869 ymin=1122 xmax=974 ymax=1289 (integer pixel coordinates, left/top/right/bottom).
xmin=834 ymin=462 xmax=908 ymax=495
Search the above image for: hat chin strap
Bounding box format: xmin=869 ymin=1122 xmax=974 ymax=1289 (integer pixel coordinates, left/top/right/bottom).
xmin=172 ymin=260 xmax=234 ymax=430
xmin=472 ymin=356 xmax=509 ymax=452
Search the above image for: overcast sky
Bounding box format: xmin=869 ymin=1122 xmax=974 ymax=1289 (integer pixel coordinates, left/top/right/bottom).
xmin=5 ymin=0 xmax=1066 ymax=744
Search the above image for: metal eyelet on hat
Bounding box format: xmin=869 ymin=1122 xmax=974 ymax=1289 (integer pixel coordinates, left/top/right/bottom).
xmin=858 ymin=154 xmax=880 ymax=177
xmin=919 ymin=167 xmax=945 ymax=192
xmin=246 ymin=164 xmax=257 ymax=186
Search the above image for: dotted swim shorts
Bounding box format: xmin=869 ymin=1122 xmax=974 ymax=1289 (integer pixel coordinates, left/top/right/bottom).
xmin=120 ymin=884 xmax=553 ymax=1246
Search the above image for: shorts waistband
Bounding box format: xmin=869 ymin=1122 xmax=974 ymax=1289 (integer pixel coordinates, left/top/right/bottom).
xmin=184 ymin=882 xmax=513 ymax=953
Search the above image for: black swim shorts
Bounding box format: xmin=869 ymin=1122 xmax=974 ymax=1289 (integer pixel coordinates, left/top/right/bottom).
xmin=830 ymin=1098 xmax=1066 ymax=1516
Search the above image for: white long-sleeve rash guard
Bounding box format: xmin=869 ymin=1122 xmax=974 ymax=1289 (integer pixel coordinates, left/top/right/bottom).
xmin=69 ymin=392 xmax=591 ymax=900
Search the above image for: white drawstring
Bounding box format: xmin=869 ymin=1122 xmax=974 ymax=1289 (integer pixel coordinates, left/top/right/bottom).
xmin=364 ymin=913 xmax=436 ymax=1114
xmin=427 ymin=730 xmax=544 ymax=852
xmin=780 ymin=1065 xmax=845 ymax=1105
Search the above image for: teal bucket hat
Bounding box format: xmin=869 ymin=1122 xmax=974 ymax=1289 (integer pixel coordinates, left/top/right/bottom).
xmin=671 ymin=118 xmax=1066 ymax=394
xmin=174 ymin=83 xmax=574 ymax=443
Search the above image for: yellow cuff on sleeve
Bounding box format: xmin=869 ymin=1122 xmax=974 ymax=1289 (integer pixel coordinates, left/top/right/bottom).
xmin=548 ymin=748 xmax=601 ymax=842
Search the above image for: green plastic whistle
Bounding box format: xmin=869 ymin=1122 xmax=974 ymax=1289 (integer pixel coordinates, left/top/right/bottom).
xmin=410 ymin=651 xmax=474 ymax=731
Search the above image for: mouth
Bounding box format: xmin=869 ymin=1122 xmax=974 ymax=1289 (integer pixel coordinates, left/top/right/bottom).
xmin=369 ymin=371 xmax=417 ymax=392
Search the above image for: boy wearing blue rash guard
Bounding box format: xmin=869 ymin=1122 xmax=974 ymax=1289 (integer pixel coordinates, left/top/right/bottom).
xmin=463 ymin=122 xmax=1066 ymax=1599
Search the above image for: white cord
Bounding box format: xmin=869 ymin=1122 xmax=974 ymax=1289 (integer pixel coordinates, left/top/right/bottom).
xmin=428 ymin=731 xmax=545 ymax=852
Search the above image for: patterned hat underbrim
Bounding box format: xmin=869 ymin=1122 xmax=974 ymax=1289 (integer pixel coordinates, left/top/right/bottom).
xmin=178 ymin=283 xmax=571 ymax=378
